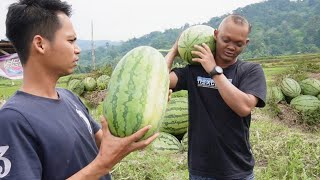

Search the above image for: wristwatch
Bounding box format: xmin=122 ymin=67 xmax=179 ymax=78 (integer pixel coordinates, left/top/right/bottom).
xmin=208 ymin=66 xmax=223 ymax=77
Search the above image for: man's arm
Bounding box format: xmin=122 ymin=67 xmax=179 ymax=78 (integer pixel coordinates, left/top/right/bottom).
xmin=191 ymin=43 xmax=263 ymax=117
xmin=212 ymin=74 xmax=259 ymax=117
xmin=67 ymin=117 xmax=158 ymax=180
xmin=165 ymin=40 xmax=179 ymax=89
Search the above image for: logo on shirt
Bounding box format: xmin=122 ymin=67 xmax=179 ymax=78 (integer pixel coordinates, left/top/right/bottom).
xmin=197 ymin=76 xmax=217 ymax=89
xmin=75 ymin=106 xmax=93 ymax=134
xmin=197 ymin=76 xmax=232 ymax=89
xmin=0 ymin=146 xmax=11 ymax=178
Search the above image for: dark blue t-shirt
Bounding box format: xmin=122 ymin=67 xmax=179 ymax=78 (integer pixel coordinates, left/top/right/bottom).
xmin=0 ymin=88 xmax=111 ymax=180
xmin=172 ymin=60 xmax=267 ymax=179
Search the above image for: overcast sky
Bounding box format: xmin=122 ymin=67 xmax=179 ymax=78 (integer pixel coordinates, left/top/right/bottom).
xmin=0 ymin=0 xmax=263 ymax=41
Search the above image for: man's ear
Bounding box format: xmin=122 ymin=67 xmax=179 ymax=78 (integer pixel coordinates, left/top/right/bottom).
xmin=32 ymin=35 xmax=46 ymax=54
xmin=213 ymin=29 xmax=218 ymax=40
xmin=246 ymin=38 xmax=250 ymax=46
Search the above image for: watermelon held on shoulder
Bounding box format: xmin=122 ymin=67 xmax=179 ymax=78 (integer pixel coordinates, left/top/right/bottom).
xmin=178 ymin=25 xmax=216 ymax=65
xmin=103 ymin=46 xmax=170 ymax=140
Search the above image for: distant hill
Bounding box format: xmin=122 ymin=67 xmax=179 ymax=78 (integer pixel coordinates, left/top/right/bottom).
xmin=77 ymin=40 xmax=122 ymax=50
xmin=78 ymin=0 xmax=320 ymax=69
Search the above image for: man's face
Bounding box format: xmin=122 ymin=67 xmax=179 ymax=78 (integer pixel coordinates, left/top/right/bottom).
xmin=45 ymin=12 xmax=80 ymax=77
xmin=214 ymin=20 xmax=249 ymax=64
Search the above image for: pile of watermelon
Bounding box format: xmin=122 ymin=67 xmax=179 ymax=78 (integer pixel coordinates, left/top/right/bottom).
xmin=270 ymin=77 xmax=320 ymax=112
xmin=150 ymin=95 xmax=189 ymax=153
xmin=68 ymin=75 xmax=110 ymax=96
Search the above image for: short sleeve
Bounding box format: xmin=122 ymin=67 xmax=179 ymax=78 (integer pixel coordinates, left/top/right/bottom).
xmin=172 ymin=67 xmax=189 ymax=92
xmin=238 ymin=64 xmax=267 ymax=107
xmin=0 ymin=108 xmax=42 ymax=179
xmin=76 ymin=97 xmax=101 ymax=134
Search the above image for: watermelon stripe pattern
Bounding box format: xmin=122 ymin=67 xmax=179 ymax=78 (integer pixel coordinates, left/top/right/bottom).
xmin=150 ymin=132 xmax=181 ymax=153
xmin=178 ymin=25 xmax=216 ymax=65
xmin=300 ymin=78 xmax=320 ymax=96
xmin=280 ymin=78 xmax=301 ymax=98
xmin=103 ymin=46 xmax=169 ymax=139
xmin=160 ymin=97 xmax=189 ymax=135
xmin=290 ymin=95 xmax=320 ymax=112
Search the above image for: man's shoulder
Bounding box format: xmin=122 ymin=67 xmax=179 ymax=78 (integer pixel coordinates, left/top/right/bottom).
xmin=237 ymin=60 xmax=262 ymax=70
xmin=0 ymin=107 xmax=27 ymax=128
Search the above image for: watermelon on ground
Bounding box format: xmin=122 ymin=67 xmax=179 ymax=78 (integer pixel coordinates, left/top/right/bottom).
xmin=96 ymin=75 xmax=110 ymax=90
xmin=160 ymin=97 xmax=189 ymax=135
xmin=290 ymin=95 xmax=320 ymax=112
xmin=270 ymin=86 xmax=285 ymax=103
xmin=280 ymin=78 xmax=301 ymax=98
xmin=181 ymin=131 xmax=188 ymax=152
xmin=103 ymin=46 xmax=170 ymax=139
xmin=299 ymin=78 xmax=320 ymax=96
xmin=68 ymin=79 xmax=85 ymax=96
xmin=83 ymin=77 xmax=97 ymax=91
xmin=150 ymin=132 xmax=182 ymax=153
xmin=178 ymin=25 xmax=215 ymax=65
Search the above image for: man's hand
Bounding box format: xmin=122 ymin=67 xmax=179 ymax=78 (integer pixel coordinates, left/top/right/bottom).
xmin=191 ymin=43 xmax=216 ymax=73
xmin=93 ymin=117 xmax=159 ymax=175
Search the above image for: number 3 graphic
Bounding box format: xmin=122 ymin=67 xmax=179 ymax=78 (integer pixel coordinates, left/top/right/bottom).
xmin=0 ymin=146 xmax=11 ymax=178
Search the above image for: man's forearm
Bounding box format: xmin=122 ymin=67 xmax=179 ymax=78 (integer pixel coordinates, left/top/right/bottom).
xmin=165 ymin=50 xmax=176 ymax=71
xmin=213 ymin=74 xmax=257 ymax=117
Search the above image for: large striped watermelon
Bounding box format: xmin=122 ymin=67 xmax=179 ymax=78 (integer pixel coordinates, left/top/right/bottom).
xmin=299 ymin=78 xmax=320 ymax=96
xmin=290 ymin=95 xmax=320 ymax=112
xmin=149 ymin=132 xmax=181 ymax=153
xmin=280 ymin=78 xmax=301 ymax=98
xmin=178 ymin=25 xmax=215 ymax=65
xmin=160 ymin=97 xmax=189 ymax=135
xmin=103 ymin=46 xmax=170 ymax=139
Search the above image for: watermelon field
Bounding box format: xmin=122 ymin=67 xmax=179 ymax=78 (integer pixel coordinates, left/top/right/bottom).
xmin=0 ymin=53 xmax=319 ymax=179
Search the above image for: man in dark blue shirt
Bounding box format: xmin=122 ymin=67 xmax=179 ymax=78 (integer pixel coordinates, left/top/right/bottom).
xmin=0 ymin=0 xmax=158 ymax=179
xmin=166 ymin=15 xmax=267 ymax=179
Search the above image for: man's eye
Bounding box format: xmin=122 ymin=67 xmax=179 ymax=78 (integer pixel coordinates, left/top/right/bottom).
xmin=222 ymin=39 xmax=230 ymax=43
xmin=237 ymin=43 xmax=243 ymax=47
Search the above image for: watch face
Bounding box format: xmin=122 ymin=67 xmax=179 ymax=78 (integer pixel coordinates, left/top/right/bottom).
xmin=215 ymin=66 xmax=223 ymax=74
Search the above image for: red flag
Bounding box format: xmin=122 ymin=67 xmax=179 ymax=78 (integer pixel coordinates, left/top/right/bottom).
xmin=0 ymin=53 xmax=23 ymax=80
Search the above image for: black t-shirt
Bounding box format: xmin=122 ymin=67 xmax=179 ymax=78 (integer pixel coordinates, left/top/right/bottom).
xmin=0 ymin=89 xmax=111 ymax=180
xmin=172 ymin=60 xmax=266 ymax=179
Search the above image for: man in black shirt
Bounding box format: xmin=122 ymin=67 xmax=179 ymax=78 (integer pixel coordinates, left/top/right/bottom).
xmin=166 ymin=14 xmax=267 ymax=180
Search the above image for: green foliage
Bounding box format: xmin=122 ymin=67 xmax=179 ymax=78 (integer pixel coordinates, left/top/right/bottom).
xmin=301 ymin=107 xmax=320 ymax=125
xmin=251 ymin=117 xmax=320 ymax=180
xmin=111 ymin=150 xmax=188 ymax=180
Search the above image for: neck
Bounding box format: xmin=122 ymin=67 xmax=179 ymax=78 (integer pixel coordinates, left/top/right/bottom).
xmin=215 ymin=57 xmax=238 ymax=68
xmin=21 ymin=62 xmax=59 ymax=99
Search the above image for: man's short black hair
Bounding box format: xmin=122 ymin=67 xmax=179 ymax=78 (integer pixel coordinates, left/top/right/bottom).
xmin=6 ymin=0 xmax=72 ymax=65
